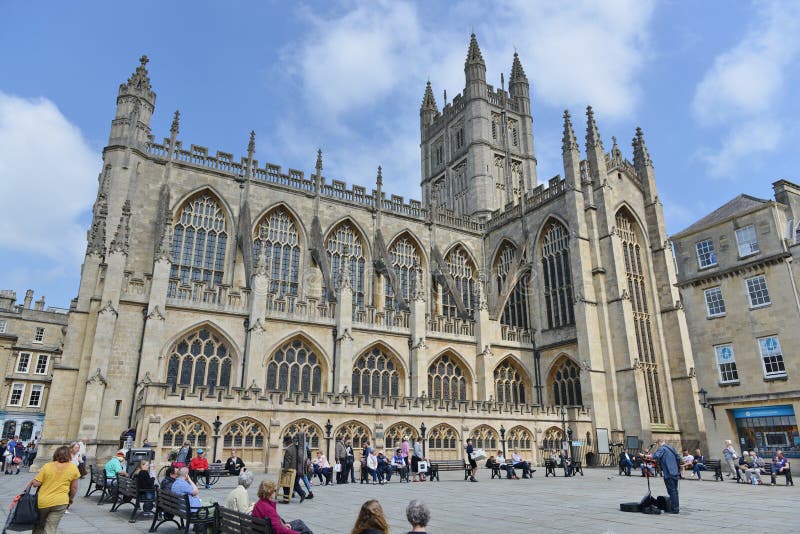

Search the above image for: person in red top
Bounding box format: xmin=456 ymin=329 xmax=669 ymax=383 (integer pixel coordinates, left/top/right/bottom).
xmin=252 ymin=480 xmax=314 ymax=534
xmin=189 ymin=449 xmax=210 ymax=489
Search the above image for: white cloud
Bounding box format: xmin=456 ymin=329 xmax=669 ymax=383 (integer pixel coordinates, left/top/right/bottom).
xmin=692 ymin=0 xmax=800 ymax=175
xmin=0 ymin=92 xmax=99 ymax=262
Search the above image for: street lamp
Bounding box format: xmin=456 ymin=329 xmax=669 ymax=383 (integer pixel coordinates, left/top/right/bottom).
xmin=697 ymin=388 xmax=716 ymax=420
xmin=325 ymin=419 xmax=333 ymax=460
xmin=419 ymin=422 xmax=427 ymax=457
xmin=500 ymin=425 xmax=506 ymax=457
xmin=566 ymin=427 xmax=574 ymax=468
xmin=212 ymin=416 xmax=222 ymax=462
xmin=559 ymin=405 xmax=567 ymax=453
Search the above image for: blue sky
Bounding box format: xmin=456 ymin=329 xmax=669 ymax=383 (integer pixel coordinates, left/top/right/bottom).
xmin=2 ymin=0 xmax=800 ymax=308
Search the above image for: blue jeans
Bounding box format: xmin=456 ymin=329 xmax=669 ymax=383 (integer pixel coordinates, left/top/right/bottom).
xmin=692 ymin=463 xmax=706 ymax=478
xmin=620 ymin=458 xmax=633 ymax=476
xmin=664 ymin=476 xmax=679 ymax=513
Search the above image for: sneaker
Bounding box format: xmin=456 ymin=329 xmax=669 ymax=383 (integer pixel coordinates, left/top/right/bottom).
xmin=299 ymin=493 xmax=305 ymax=504
xmin=306 ymin=493 xmax=314 ymax=499
xmin=205 ymin=484 xmax=211 ymax=489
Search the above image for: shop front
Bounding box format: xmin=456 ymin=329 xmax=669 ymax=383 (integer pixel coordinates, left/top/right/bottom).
xmin=733 ymin=405 xmax=799 ymax=458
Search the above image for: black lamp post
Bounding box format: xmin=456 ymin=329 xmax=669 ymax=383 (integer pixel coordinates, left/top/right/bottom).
xmin=407 ymin=337 xmax=414 ymax=397
xmin=500 ymin=425 xmax=506 ymax=457
xmin=698 ymin=388 xmax=716 ymax=420
xmin=566 ymin=427 xmax=574 ymax=464
xmin=325 ymin=419 xmax=333 ymax=459
xmin=419 ymin=422 xmax=427 ymax=457
xmin=559 ymin=405 xmax=567 ymax=453
xmin=212 ymin=416 xmax=222 ymax=462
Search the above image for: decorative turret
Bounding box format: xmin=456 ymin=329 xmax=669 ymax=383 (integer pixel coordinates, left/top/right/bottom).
xmin=109 ymin=55 xmax=157 ymax=146
xmin=585 ymin=106 xmax=607 ymax=185
xmin=585 ymin=106 xmax=603 ymax=151
xmin=109 ymin=200 xmax=131 ymax=255
xmin=610 ymin=136 xmax=623 ymax=163
xmin=509 ymin=52 xmax=530 ymax=115
xmin=167 ymin=110 xmax=180 ymax=158
xmin=632 ymin=127 xmax=657 ymax=202
xmin=420 ymin=81 xmax=439 ymax=129
xmin=86 ymin=194 xmax=108 ymax=257
xmin=562 ymin=110 xmax=579 ymax=155
xmin=562 ymin=110 xmax=581 ymax=189
xmin=464 ymin=33 xmax=487 ymax=100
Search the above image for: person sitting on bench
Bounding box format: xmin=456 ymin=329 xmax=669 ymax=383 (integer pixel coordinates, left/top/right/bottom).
xmin=771 ymin=450 xmax=791 ymax=485
xmin=189 ymin=449 xmax=210 ymax=489
xmin=511 ymin=449 xmax=533 ymax=478
xmin=619 ymin=448 xmax=634 ymax=476
xmin=496 ymin=451 xmax=517 ymax=479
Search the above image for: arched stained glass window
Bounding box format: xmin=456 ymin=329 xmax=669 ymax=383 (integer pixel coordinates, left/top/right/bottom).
xmin=506 ymin=426 xmax=533 ymax=451
xmin=166 ymin=328 xmax=233 ymax=393
xmin=470 ymin=425 xmax=498 ymax=450
xmin=442 ymin=245 xmax=477 ymax=318
xmin=326 ymin=222 xmax=366 ymax=309
xmin=494 ymin=242 xmax=530 ymax=329
xmin=494 ymin=358 xmax=527 ymax=404
xmin=351 ymin=346 xmax=402 ymax=397
xmin=541 ymin=221 xmax=574 ymax=329
xmin=335 ymin=421 xmax=371 ymax=448
xmin=384 ymin=423 xmax=418 ymax=451
xmin=282 ymin=419 xmax=323 ymax=451
xmin=427 ymin=353 xmax=468 ymax=401
xmin=253 ymin=208 xmax=301 ymax=297
xmin=427 ymin=424 xmax=458 ymax=452
xmin=170 ymin=193 xmax=228 ymax=286
xmin=617 ymin=210 xmax=664 ymax=424
xmin=385 ymin=235 xmax=421 ymax=310
xmin=542 ymin=427 xmax=563 ymax=451
xmin=266 ymin=338 xmax=323 ymax=395
xmin=161 ymin=416 xmax=209 ymax=449
xmin=551 ymin=358 xmax=582 ymax=406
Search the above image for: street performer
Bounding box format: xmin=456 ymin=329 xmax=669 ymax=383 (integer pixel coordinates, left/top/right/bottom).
xmin=645 ymin=438 xmax=682 ymax=514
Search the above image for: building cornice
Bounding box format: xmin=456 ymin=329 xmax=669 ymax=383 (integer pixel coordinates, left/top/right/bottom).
xmin=675 ymin=252 xmax=791 ymax=288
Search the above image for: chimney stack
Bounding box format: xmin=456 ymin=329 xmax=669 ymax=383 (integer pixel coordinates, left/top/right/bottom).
xmin=23 ymin=289 xmax=34 ymax=309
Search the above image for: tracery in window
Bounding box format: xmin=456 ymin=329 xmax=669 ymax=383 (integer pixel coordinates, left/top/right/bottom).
xmin=266 ymin=338 xmax=323 ymax=395
xmin=351 ymin=346 xmax=403 ymax=397
xmin=222 ymin=418 xmax=266 ymax=463
xmin=427 ymin=424 xmax=458 ymax=452
xmin=441 ymin=245 xmax=477 ymax=318
xmin=253 ymin=208 xmax=301 ymax=297
xmin=494 ymin=357 xmax=527 ymax=404
xmin=170 ymin=192 xmax=228 ymax=286
xmin=494 ymin=242 xmax=530 ymax=329
xmin=541 ymin=220 xmax=574 ymax=329
xmin=384 ymin=423 xmax=418 ymax=451
xmin=282 ymin=419 xmax=323 ymax=450
xmin=427 ymin=353 xmax=469 ymax=401
xmin=506 ymin=426 xmax=533 ymax=451
xmin=617 ymin=209 xmax=664 ymax=424
xmin=541 ymin=426 xmax=563 ymax=451
xmin=470 ymin=425 xmax=498 ymax=450
xmin=166 ymin=328 xmax=233 ymax=393
xmin=385 ymin=234 xmax=422 ymax=310
xmin=161 ymin=416 xmax=209 ymax=448
xmin=335 ymin=420 xmax=371 ymax=448
xmin=550 ymin=356 xmax=582 ymax=406
xmin=325 ymin=222 xmax=366 ymax=309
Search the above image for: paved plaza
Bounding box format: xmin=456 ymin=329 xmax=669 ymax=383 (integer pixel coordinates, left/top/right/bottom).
xmin=0 ymin=467 xmax=796 ymax=533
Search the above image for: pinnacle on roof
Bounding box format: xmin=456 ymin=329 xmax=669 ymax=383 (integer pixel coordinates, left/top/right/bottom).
xmin=421 ymin=81 xmax=438 ymax=111
xmin=122 ymin=54 xmax=153 ymax=95
xmin=632 ymin=127 xmax=652 ymax=168
xmin=465 ymin=33 xmax=485 ymax=66
xmin=248 ymin=130 xmax=256 ymax=156
xmin=110 ymin=200 xmax=131 ymax=254
xmin=510 ymin=52 xmax=527 ymax=83
xmin=376 ymin=165 xmax=383 ymax=188
xmin=315 ymin=148 xmax=323 ymax=176
xmin=170 ymin=110 xmax=180 ymax=136
xmin=562 ymin=110 xmax=578 ymax=154
xmin=611 ymin=136 xmax=623 ymax=161
xmin=585 ymin=106 xmax=603 ymax=151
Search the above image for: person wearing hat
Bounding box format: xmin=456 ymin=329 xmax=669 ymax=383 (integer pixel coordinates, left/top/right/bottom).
xmin=189 ymin=448 xmax=211 ymax=489
xmin=104 ymin=451 xmax=128 ymax=481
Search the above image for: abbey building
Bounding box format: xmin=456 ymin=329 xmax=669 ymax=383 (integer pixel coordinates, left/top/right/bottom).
xmin=41 ymin=35 xmax=705 ymax=468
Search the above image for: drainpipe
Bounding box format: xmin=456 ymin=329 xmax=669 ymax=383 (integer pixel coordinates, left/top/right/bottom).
xmin=127 ymin=307 xmax=148 ymax=430
xmin=240 ymin=318 xmax=250 ymax=388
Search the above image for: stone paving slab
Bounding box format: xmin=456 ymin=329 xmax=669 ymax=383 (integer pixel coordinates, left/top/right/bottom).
xmin=0 ymin=467 xmax=796 ymax=533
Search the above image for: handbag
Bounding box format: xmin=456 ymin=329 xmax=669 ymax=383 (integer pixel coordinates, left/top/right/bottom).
xmin=417 ymin=461 xmax=428 ymax=473
xmin=334 ymin=462 xmax=342 ymax=473
xmin=4 ymin=487 xmax=38 ymax=532
xmin=470 ymin=448 xmax=487 ymax=461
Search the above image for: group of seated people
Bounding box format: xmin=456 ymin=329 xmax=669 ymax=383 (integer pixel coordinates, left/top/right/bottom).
xmin=485 ymin=448 xmax=535 ymax=479
xmin=551 ymin=451 xmax=580 ymax=476
xmin=679 ymin=449 xmax=707 ymax=479
xmin=363 ymin=448 xmax=410 ymax=484
xmin=736 ymin=449 xmax=792 ymax=485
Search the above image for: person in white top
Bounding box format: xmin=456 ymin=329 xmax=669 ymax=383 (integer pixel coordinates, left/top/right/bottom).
xmin=495 ymin=451 xmax=517 ymax=479
xmin=511 ymin=448 xmax=533 ymax=478
xmin=366 ymin=450 xmax=380 ymax=484
xmin=313 ymin=451 xmax=333 ymax=486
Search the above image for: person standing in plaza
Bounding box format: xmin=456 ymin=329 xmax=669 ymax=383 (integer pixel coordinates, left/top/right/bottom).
xmin=646 ymin=438 xmax=681 ymax=514
xmin=77 ymin=438 xmax=87 ymax=478
xmin=465 ymin=438 xmax=477 ymax=482
xmin=411 ymin=437 xmax=424 ymax=482
xmin=26 ymin=444 xmax=79 ymax=534
xmin=722 ymin=440 xmax=739 ymax=480
xmin=335 ymin=436 xmax=347 ymax=484
xmin=281 ymin=435 xmax=306 ymax=502
xmin=346 ymin=439 xmax=356 ymax=483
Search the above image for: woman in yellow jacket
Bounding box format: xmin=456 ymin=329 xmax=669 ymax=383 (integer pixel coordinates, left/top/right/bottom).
xmin=25 ymin=445 xmax=80 ymax=534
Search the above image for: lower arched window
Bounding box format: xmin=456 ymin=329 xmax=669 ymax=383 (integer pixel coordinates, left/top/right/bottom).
xmin=161 ymin=417 xmax=209 ymax=448
xmin=470 ymin=425 xmax=498 ymax=451
xmin=506 ymin=426 xmax=532 ymax=451
xmin=427 ymin=353 xmax=468 ymax=401
xmin=427 ymin=424 xmax=459 ymax=454
xmin=551 ymin=358 xmax=582 ymax=406
xmin=335 ymin=421 xmax=371 ymax=449
xmin=351 ymin=346 xmax=402 ymax=397
xmin=282 ymin=419 xmax=322 ymax=451
xmin=266 ymin=338 xmax=323 ymax=394
xmin=494 ymin=358 xmax=527 ymax=404
xmin=384 ymin=423 xmax=418 ymax=451
xmin=542 ymin=427 xmax=563 ymax=451
xmin=166 ymin=328 xmax=233 ymax=393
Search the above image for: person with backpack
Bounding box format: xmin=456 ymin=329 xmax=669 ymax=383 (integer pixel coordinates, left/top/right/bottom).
xmin=646 ymin=438 xmax=682 ymax=514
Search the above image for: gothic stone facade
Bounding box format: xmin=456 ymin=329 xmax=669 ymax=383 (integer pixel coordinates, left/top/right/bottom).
xmin=41 ymin=36 xmax=704 ymax=469
xmin=0 ymin=290 xmax=68 ymax=442
xmin=671 ymin=180 xmax=800 ymax=458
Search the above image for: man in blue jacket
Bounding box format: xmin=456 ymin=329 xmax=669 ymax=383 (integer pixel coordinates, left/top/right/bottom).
xmin=647 ymin=438 xmax=682 ymax=514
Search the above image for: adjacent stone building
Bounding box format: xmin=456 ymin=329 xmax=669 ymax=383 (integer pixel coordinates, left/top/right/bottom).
xmin=671 ymin=180 xmax=800 ymax=458
xmin=39 ymin=35 xmax=705 ymax=470
xmin=0 ymin=290 xmax=68 ymax=442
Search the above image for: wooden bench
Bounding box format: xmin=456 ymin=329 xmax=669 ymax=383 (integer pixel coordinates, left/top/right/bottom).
xmin=84 ymin=464 xmax=111 ymax=504
xmin=207 ymin=462 xmax=229 ymax=486
xmin=544 ymin=459 xmax=583 ymax=477
xmin=763 ymin=461 xmax=794 ymax=486
xmin=110 ymin=474 xmax=157 ymax=523
xmin=701 ymin=459 xmax=723 ymax=481
xmin=217 ymin=505 xmax=273 ymax=533
xmin=148 ymin=491 xmax=217 ymax=534
xmin=429 ymin=459 xmax=470 ymax=481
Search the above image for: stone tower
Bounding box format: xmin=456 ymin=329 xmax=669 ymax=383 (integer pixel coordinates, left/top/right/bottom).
xmin=420 ymin=34 xmax=538 ymax=219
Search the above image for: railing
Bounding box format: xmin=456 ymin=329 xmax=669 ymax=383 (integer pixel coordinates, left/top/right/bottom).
xmin=500 ymin=325 xmax=532 ymax=343
xmin=166 ymin=280 xmax=250 ymax=313
xmin=353 ymin=307 xmax=410 ymax=332
xmin=427 ymin=315 xmax=475 ymax=338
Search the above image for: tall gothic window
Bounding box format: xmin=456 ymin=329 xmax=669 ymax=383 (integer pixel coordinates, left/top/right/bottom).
xmin=326 ymin=222 xmax=366 ymax=309
xmin=266 ymin=338 xmax=323 ymax=395
xmin=494 ymin=358 xmax=527 ymax=404
xmin=166 ymin=328 xmax=232 ymax=393
xmin=495 ymin=243 xmax=530 ymax=329
xmin=335 ymin=421 xmax=371 ymax=447
xmin=352 ymin=346 xmax=402 ymax=397
xmin=384 ymin=423 xmax=418 ymax=450
xmin=253 ymin=208 xmax=301 ymax=297
xmin=428 ymin=353 xmax=468 ymax=401
xmin=470 ymin=425 xmax=499 ymax=450
xmin=385 ymin=235 xmax=421 ymax=310
xmin=617 ymin=210 xmax=665 ymax=424
xmin=551 ymin=358 xmax=582 ymax=406
xmin=442 ymin=245 xmax=477 ymax=318
xmin=282 ymin=419 xmax=323 ymax=450
xmin=171 ymin=193 xmax=228 ymax=286
xmin=541 ymin=221 xmax=575 ymax=329
xmin=161 ymin=416 xmax=209 ymax=448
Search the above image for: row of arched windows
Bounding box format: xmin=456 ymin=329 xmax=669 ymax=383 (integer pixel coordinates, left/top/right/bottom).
xmin=165 ymin=329 xmax=582 ymax=406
